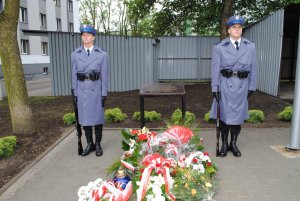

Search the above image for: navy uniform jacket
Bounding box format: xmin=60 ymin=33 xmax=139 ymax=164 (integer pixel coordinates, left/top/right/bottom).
xmin=71 ymin=46 xmax=109 ymax=126
xmin=210 ymin=37 xmax=258 ymax=125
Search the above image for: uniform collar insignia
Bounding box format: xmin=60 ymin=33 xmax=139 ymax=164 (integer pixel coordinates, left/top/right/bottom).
xmin=73 ymin=48 xmax=82 ymax=53
xmin=242 ymin=38 xmax=252 ymax=44
xmin=221 ymin=38 xmax=231 ymax=46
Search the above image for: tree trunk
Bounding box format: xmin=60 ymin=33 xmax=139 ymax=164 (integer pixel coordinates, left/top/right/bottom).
xmin=220 ymin=0 xmax=234 ymax=40
xmin=0 ymin=0 xmax=36 ymax=134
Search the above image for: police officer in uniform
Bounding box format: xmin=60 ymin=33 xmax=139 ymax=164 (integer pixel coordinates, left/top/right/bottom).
xmin=210 ymin=16 xmax=257 ymax=157
xmin=71 ymin=25 xmax=109 ymax=157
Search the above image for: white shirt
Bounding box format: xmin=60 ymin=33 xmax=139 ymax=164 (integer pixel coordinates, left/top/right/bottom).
xmin=230 ymin=38 xmax=241 ymax=48
xmin=84 ymin=46 xmax=94 ymax=54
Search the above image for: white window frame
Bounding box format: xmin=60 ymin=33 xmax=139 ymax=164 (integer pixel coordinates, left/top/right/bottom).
xmin=20 ymin=7 xmax=27 ymax=23
xmin=40 ymin=13 xmax=47 ymax=27
xmin=68 ymin=22 xmax=74 ymax=32
xmin=68 ymin=0 xmax=73 ymax=12
xmin=21 ymin=39 xmax=29 ymax=55
xmin=56 ymin=18 xmax=61 ymax=31
xmin=55 ymin=0 xmax=60 ymax=7
xmin=41 ymin=42 xmax=48 ymax=56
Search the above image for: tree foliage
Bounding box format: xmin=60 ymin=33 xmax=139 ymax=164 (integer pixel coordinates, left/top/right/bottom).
xmin=125 ymin=0 xmax=300 ymax=37
xmin=80 ymin=0 xmax=129 ymax=35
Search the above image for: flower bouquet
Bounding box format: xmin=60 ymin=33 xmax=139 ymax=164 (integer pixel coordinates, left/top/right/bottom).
xmin=78 ymin=126 xmax=217 ymax=201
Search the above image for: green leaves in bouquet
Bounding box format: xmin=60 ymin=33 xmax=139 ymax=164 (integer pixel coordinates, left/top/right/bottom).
xmin=189 ymin=135 xmax=204 ymax=151
xmin=106 ymin=160 xmax=122 ymax=175
xmin=172 ymin=167 xmax=215 ymax=200
xmin=206 ymin=165 xmax=216 ymax=175
xmin=121 ymin=129 xmax=135 ymax=151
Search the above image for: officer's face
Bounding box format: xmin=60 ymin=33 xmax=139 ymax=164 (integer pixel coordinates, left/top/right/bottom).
xmin=228 ymin=24 xmax=243 ymax=39
xmin=81 ymin=33 xmax=95 ymax=46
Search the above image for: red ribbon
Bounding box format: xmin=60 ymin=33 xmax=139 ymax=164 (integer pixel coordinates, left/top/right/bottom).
xmin=137 ymin=153 xmax=176 ymax=201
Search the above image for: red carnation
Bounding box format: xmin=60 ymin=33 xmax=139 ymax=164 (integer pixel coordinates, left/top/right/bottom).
xmin=204 ymin=152 xmax=209 ymax=156
xmin=192 ymin=158 xmax=198 ymax=163
xmin=206 ymin=162 xmax=212 ymax=167
xmin=137 ymin=134 xmax=148 ymax=141
xmin=131 ymin=130 xmax=139 ymax=135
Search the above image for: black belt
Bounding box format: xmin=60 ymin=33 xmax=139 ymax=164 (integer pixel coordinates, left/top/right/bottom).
xmin=77 ymin=72 xmax=100 ymax=81
xmin=220 ymin=69 xmax=249 ymax=79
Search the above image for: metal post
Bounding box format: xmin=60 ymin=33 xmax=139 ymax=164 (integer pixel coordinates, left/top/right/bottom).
xmin=287 ymin=15 xmax=300 ymax=150
xmin=140 ymin=95 xmax=145 ymax=129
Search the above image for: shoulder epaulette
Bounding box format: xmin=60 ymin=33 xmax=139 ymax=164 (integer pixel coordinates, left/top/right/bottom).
xmin=94 ymin=47 xmax=107 ymax=53
xmin=243 ymin=38 xmax=253 ymax=44
xmin=73 ymin=47 xmax=82 ymax=53
xmin=221 ymin=41 xmax=230 ymax=46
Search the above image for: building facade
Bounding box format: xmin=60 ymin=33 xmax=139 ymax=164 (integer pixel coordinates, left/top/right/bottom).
xmin=0 ymin=0 xmax=80 ymax=78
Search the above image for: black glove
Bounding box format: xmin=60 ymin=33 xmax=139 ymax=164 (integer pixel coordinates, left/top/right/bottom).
xmin=101 ymin=96 xmax=106 ymax=107
xmin=213 ymin=92 xmax=221 ymax=102
xmin=71 ymin=89 xmax=77 ymax=103
xmin=247 ymin=90 xmax=254 ymax=99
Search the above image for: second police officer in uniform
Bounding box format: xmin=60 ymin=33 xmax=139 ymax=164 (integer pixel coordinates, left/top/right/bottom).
xmin=210 ymin=16 xmax=257 ymax=157
xmin=71 ymin=25 xmax=109 ymax=157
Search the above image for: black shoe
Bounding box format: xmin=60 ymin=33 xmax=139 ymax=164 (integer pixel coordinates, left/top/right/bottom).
xmin=229 ymin=144 xmax=241 ymax=157
xmin=82 ymin=126 xmax=95 ymax=156
xmin=95 ymin=124 xmax=103 ymax=157
xmin=81 ymin=143 xmax=95 ymax=156
xmin=220 ymin=143 xmax=228 ymax=157
xmin=95 ymin=143 xmax=103 ymax=157
xmin=229 ymin=125 xmax=242 ymax=157
xmin=219 ymin=121 xmax=229 ymax=157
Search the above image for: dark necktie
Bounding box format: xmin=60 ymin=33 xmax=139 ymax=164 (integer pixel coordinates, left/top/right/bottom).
xmin=235 ymin=41 xmax=239 ymax=51
xmin=87 ymin=49 xmax=90 ymax=56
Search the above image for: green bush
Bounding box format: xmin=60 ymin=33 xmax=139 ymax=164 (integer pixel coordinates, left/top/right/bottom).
xmin=278 ymin=106 xmax=293 ymax=121
xmin=132 ymin=111 xmax=161 ymax=122
xmin=171 ymin=108 xmax=196 ymax=126
xmin=105 ymin=108 xmax=127 ymax=123
xmin=63 ymin=112 xmax=75 ymax=125
xmin=204 ymin=111 xmax=215 ymax=123
xmin=247 ymin=109 xmax=265 ymax=123
xmin=0 ymin=136 xmax=17 ymax=158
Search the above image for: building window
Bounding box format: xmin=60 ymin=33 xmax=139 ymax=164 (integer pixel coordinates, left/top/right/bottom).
xmin=68 ymin=23 xmax=74 ymax=32
xmin=20 ymin=7 xmax=27 ymax=23
xmin=56 ymin=18 xmax=61 ymax=31
xmin=0 ymin=0 xmax=4 ymax=13
xmin=43 ymin=67 xmax=49 ymax=75
xmin=55 ymin=0 xmax=60 ymax=7
xmin=21 ymin=39 xmax=29 ymax=54
xmin=40 ymin=13 xmax=47 ymax=27
xmin=68 ymin=0 xmax=73 ymax=12
xmin=41 ymin=42 xmax=48 ymax=55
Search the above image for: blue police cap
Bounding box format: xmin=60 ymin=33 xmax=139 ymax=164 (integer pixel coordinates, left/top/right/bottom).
xmin=226 ymin=15 xmax=245 ymax=27
xmin=79 ymin=24 xmax=96 ymax=35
